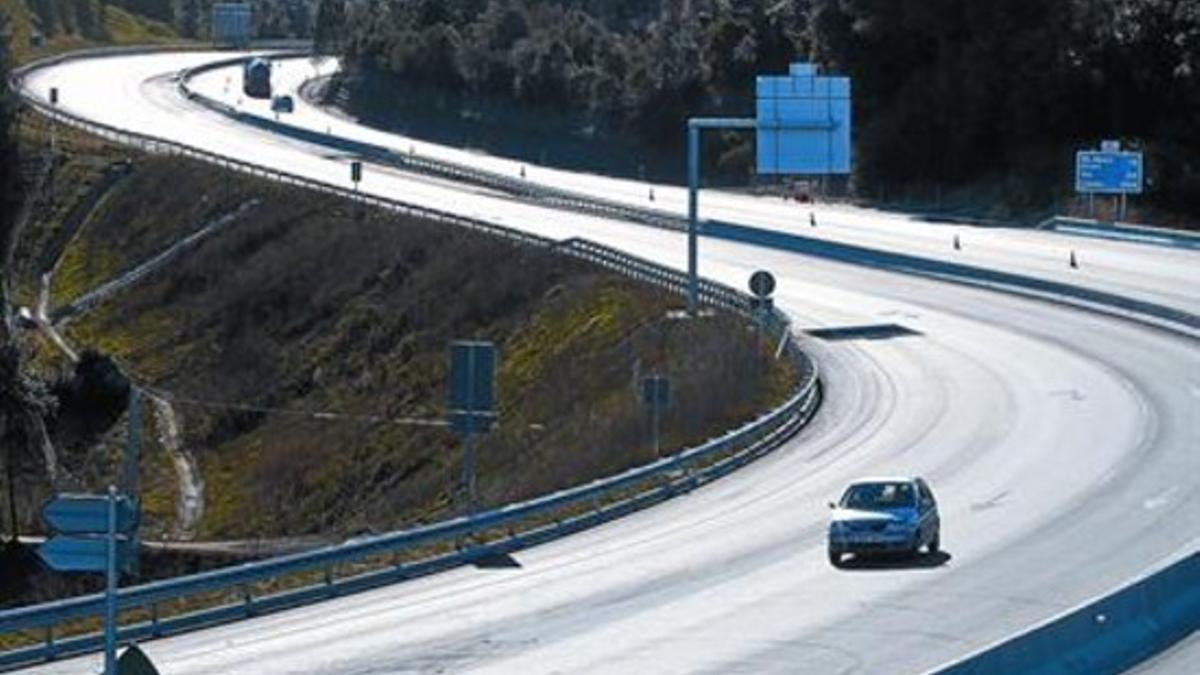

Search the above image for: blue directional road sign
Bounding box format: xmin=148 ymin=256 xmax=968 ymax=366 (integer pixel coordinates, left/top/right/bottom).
xmin=43 ymin=494 xmax=139 ymax=535
xmin=38 ymin=535 xmax=135 ymax=574
xmin=449 ymin=341 xmax=497 ymax=433
xmin=756 ymin=62 xmax=852 ymax=175
xmin=1076 ymin=151 xmax=1143 ymax=194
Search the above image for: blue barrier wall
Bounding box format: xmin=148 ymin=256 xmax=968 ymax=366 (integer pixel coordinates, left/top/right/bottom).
xmin=934 ymin=551 xmax=1200 ymax=675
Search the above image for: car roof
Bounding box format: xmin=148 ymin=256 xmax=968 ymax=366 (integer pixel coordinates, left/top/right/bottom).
xmin=847 ymin=476 xmax=918 ymax=486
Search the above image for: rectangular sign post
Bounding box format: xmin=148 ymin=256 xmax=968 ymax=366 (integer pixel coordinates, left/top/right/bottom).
xmin=641 ymin=376 xmax=671 ymax=455
xmin=47 ymin=87 xmax=58 ymax=154
xmin=449 ymin=341 xmax=497 ymax=518
xmin=350 ymin=160 xmax=362 ymax=190
xmin=1076 ymin=141 xmax=1142 ymax=222
xmin=685 ymin=63 xmax=851 ymax=314
xmin=38 ymin=487 xmax=137 ymax=675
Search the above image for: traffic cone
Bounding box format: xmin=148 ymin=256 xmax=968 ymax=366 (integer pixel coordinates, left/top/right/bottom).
xmin=1069 ymin=250 xmax=1078 ymax=268
xmin=953 ymin=234 xmax=961 ymax=251
xmin=649 ymin=187 xmax=655 ymax=201
xmin=810 ymin=212 xmax=817 ymax=227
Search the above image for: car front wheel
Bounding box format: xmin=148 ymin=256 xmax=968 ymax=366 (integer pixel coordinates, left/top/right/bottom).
xmin=929 ymin=531 xmax=940 ymax=554
xmin=828 ymin=549 xmax=843 ymax=567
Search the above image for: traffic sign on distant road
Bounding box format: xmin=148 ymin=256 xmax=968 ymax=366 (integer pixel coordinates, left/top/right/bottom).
xmin=450 ymin=341 xmax=497 ymax=434
xmin=642 ymin=375 xmax=671 ymax=408
xmin=1076 ymin=149 xmax=1143 ymax=194
xmin=749 ymin=270 xmax=776 ymax=298
xmin=42 ymin=494 xmax=139 ymax=535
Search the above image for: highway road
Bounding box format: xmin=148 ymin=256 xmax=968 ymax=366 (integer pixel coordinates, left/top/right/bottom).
xmin=13 ymin=51 xmax=1200 ymax=674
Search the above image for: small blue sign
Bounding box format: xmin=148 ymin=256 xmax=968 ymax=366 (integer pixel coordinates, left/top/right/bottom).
xmin=449 ymin=341 xmax=497 ymax=433
xmin=756 ymin=62 xmax=852 ymax=175
xmin=38 ymin=535 xmax=135 ymax=574
xmin=1076 ymin=151 xmax=1143 ymax=194
xmin=642 ymin=376 xmax=671 ymax=408
xmin=43 ymin=494 xmax=139 ymax=535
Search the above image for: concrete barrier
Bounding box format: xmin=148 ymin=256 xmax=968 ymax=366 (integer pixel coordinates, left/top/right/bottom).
xmin=1039 ymin=216 xmax=1200 ymax=251
xmin=932 ymin=550 xmax=1200 ymax=675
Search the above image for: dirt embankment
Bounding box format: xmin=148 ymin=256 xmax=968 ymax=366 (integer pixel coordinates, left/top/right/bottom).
xmin=11 ymin=153 xmax=793 ymax=551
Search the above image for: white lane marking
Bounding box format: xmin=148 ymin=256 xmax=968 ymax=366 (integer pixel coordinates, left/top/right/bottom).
xmin=1143 ymin=486 xmax=1180 ymax=511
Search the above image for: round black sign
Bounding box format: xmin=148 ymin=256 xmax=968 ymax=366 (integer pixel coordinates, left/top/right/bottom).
xmin=749 ymin=270 xmax=776 ymax=298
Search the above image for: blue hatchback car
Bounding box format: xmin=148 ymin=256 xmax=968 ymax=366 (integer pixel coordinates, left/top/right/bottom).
xmin=827 ymin=477 xmax=940 ymax=567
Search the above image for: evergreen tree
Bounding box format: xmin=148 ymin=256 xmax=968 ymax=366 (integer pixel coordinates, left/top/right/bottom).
xmin=179 ymin=0 xmax=201 ymax=39
xmin=314 ymin=0 xmax=346 ymax=53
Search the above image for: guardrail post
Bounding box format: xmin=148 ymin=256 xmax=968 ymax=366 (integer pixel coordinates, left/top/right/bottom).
xmin=324 ymin=566 xmax=336 ymax=597
xmin=241 ymin=584 xmax=254 ymax=617
xmin=150 ymin=603 xmax=161 ymax=637
xmin=44 ymin=625 xmax=57 ymax=660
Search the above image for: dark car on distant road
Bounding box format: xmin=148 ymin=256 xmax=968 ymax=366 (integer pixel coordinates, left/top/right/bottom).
xmin=827 ymin=477 xmax=940 ymax=567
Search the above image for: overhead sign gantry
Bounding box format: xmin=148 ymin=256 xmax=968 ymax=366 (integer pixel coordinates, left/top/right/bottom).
xmin=685 ymin=62 xmax=852 ymax=313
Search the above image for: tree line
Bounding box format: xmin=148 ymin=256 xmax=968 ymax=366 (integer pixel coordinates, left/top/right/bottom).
xmin=316 ymin=0 xmax=1198 ymax=216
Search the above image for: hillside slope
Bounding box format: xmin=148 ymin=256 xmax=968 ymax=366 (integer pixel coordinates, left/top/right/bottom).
xmin=0 ymin=0 xmax=178 ymax=65
xmin=22 ymin=152 xmax=793 ymax=543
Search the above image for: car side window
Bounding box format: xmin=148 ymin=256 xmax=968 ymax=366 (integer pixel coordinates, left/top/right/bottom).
xmin=917 ymin=481 xmax=935 ymax=509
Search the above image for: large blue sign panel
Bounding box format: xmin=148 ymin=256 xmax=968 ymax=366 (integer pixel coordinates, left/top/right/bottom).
xmin=1076 ymin=151 xmax=1143 ymax=194
xmin=756 ymin=62 xmax=852 ymax=175
xmin=212 ymin=2 xmax=253 ymax=46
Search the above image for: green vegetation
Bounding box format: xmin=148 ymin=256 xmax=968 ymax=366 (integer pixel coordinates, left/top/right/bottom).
xmin=51 ymin=155 xmax=792 ymax=540
xmin=0 ymin=0 xmax=318 ymax=66
xmin=321 ymin=0 xmax=1199 ymax=221
xmin=0 ymin=0 xmax=179 ymax=65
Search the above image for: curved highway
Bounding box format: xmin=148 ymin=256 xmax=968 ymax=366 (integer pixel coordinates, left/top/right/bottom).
xmin=13 ymin=51 xmax=1200 ymax=674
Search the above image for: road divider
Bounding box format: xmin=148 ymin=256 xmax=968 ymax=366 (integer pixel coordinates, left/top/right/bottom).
xmin=1039 ymin=216 xmax=1200 ymax=251
xmin=930 ymin=547 xmax=1200 ymax=675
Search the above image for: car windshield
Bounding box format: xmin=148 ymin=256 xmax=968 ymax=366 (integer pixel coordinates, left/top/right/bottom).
xmin=841 ymin=482 xmax=915 ymax=510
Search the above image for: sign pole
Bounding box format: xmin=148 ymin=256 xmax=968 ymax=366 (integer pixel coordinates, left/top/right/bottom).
xmin=48 ymin=88 xmax=58 ymax=156
xmin=687 ymin=124 xmax=700 ymax=315
xmin=122 ymin=388 xmax=141 ymax=499
xmin=463 ymin=430 xmax=476 ymax=518
xmin=684 ymin=117 xmax=758 ymax=316
xmin=104 ymin=485 xmax=118 ymax=675
xmin=465 ymin=349 xmax=475 ymax=517
xmin=651 ymin=396 xmax=661 ymax=456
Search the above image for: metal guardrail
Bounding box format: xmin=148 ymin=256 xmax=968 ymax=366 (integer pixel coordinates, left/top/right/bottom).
xmin=0 ymin=50 xmax=820 ymax=670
